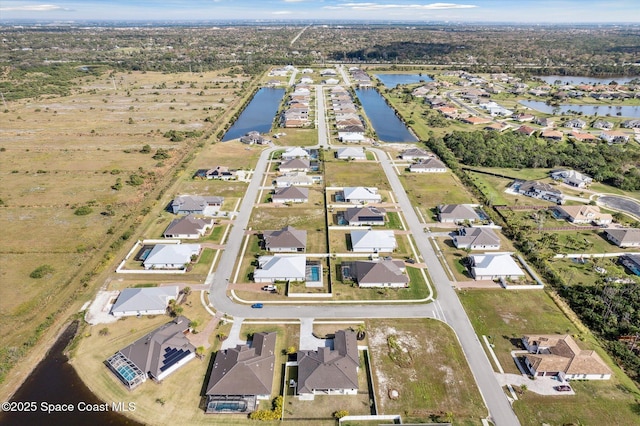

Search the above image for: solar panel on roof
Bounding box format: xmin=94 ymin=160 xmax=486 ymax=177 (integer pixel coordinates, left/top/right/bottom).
xmin=160 ymin=350 xmax=191 ymax=372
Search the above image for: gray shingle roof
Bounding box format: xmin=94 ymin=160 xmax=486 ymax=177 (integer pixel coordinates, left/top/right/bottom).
xmin=206 ymin=332 xmax=277 ymax=397
xmin=353 ymin=260 xmax=408 ymax=285
xmin=263 ymin=226 xmax=307 ymax=251
xmin=296 ymin=330 xmax=359 ymax=394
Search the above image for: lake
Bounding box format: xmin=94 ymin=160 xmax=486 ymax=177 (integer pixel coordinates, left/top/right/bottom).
xmin=519 ymin=100 xmax=640 ymax=119
xmin=375 ymin=73 xmax=433 ymax=88
xmin=535 ymin=75 xmax=639 ymax=86
xmin=0 ymin=322 xmax=138 ymax=426
xmin=221 ymin=87 xmax=285 ymax=141
xmin=355 ymin=88 xmax=418 ymax=143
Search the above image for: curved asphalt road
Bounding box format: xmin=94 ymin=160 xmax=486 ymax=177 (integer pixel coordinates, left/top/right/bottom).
xmin=207 ymin=79 xmax=520 ymax=426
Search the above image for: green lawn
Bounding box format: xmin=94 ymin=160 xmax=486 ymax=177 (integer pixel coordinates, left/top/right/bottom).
xmin=386 ymin=211 xmax=404 ymax=230
xmin=399 ymin=172 xmax=473 ymax=219
xmin=324 ymin=161 xmax=391 ymax=190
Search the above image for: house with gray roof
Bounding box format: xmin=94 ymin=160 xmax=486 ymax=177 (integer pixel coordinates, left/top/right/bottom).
xmin=550 ymin=169 xmax=593 ymax=188
xmin=409 ymin=157 xmax=447 ymax=173
xmin=272 ymin=186 xmax=309 ymax=204
xmin=454 ymin=227 xmax=501 ymax=250
xmin=105 ymin=316 xmax=195 ymax=389
xmin=281 ymin=147 xmax=310 ymax=160
xmin=263 ymin=226 xmax=307 ymax=252
xmin=279 ymin=158 xmax=311 ymax=173
xmin=341 ymin=187 xmax=381 ymax=204
xmin=438 ymin=204 xmax=481 ymax=224
xmin=605 ymin=228 xmax=640 ymax=248
xmin=110 ymin=286 xmax=179 ymax=317
xmin=343 ymin=206 xmax=386 ymax=226
xmin=400 ymin=148 xmax=431 ymax=161
xmin=143 ymin=244 xmax=201 ymax=270
xmin=350 ymin=230 xmax=397 ymax=253
xmin=205 ymin=332 xmax=277 ymax=413
xmin=274 ymin=172 xmax=314 ymax=188
xmin=171 ymin=195 xmax=224 ymax=215
xmin=620 ymin=254 xmax=640 ymax=276
xmin=336 ymin=147 xmax=366 ymax=160
xmin=254 ymin=255 xmax=306 ymax=283
xmin=296 ymin=330 xmax=359 ymax=397
xmin=163 ymin=215 xmax=214 ymax=239
xmin=516 ymin=180 xmax=565 ymax=205
xmin=351 ymin=259 xmax=409 ymax=288
xmin=240 ymin=131 xmax=270 ymax=145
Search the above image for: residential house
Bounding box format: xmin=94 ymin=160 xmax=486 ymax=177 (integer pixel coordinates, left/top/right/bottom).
xmin=513 ymin=113 xmax=535 ymax=122
xmin=565 ymin=119 xmax=586 ymax=129
xmin=343 ymin=206 xmax=386 ymax=226
xmin=400 ymin=148 xmax=431 ymax=161
xmin=205 ymin=332 xmax=277 ymax=414
xmin=522 ymin=335 xmax=612 ymax=380
xmin=171 ymin=195 xmax=224 ymax=215
xmin=296 ymin=330 xmax=359 ymax=397
xmin=253 ymin=255 xmax=306 ymax=283
xmin=143 ymin=244 xmax=201 ymax=270
xmin=480 ymin=101 xmax=513 ymax=117
xmin=409 ymin=158 xmax=447 ymax=173
xmin=454 ymin=227 xmax=501 ymax=250
xmin=350 ymin=259 xmax=409 ymax=288
xmin=163 ymin=215 xmax=214 ymax=239
xmin=605 ymin=228 xmax=640 ymax=248
xmin=622 ymin=119 xmax=640 ymax=129
xmin=593 ymin=120 xmax=614 ymax=130
xmin=554 ymin=205 xmax=612 ymax=225
xmin=485 ymin=122 xmax=510 ymax=132
xmin=274 ymin=172 xmax=314 ymax=188
xmin=437 ymin=204 xmax=481 ymax=224
xmin=536 ymin=117 xmax=555 ymax=128
xmin=263 ymin=226 xmax=307 ymax=252
xmin=207 ymin=166 xmax=236 ymax=180
xmin=341 ymin=187 xmax=382 ymax=204
xmin=620 ymin=254 xmax=640 ymax=276
xmin=336 ymin=147 xmax=366 ymax=160
xmin=338 ymin=132 xmax=367 ymax=143
xmin=281 ymin=147 xmax=310 ymax=160
xmin=541 ymin=129 xmax=564 ymax=141
xmin=600 ymin=130 xmax=630 ymax=144
xmin=279 ymin=158 xmax=311 ymax=173
xmin=550 ymin=169 xmax=593 ymax=188
xmin=570 ymin=131 xmax=598 ymax=142
xmin=272 ymin=186 xmax=309 ymax=204
xmin=240 ymin=131 xmax=270 ymax=145
xmin=469 ymin=252 xmax=525 ymax=280
xmin=515 ymin=125 xmax=536 ymax=136
xmin=461 ymin=116 xmax=492 ymax=125
xmin=516 ymin=180 xmax=565 ymax=204
xmin=323 ymin=78 xmax=340 ymax=85
xmin=350 ymin=230 xmax=397 ymax=253
xmin=105 ymin=316 xmax=195 ymax=389
xmin=110 ymin=286 xmax=179 ymax=317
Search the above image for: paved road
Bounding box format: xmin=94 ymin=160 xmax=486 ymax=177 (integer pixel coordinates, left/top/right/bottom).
xmin=207 ymin=81 xmax=521 ymax=425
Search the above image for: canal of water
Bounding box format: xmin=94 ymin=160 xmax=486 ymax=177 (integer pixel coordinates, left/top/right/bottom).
xmin=355 ymin=88 xmax=418 ymax=143
xmin=221 ymin=87 xmax=285 ymax=141
xmin=519 ymin=100 xmax=640 ymax=119
xmin=0 ymin=322 xmax=140 ymax=426
xmin=375 ymin=73 xmax=433 ymax=88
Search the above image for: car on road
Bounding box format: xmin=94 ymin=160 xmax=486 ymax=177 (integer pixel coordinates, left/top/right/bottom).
xmin=406 ymin=258 xmax=416 ymax=264
xmin=554 ymin=385 xmax=571 ymax=392
xmin=251 ymin=303 xmax=263 ymax=309
xmin=262 ymin=285 xmax=276 ymax=291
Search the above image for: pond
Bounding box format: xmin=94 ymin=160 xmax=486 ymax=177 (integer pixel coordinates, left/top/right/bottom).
xmin=0 ymin=322 xmax=139 ymax=426
xmin=374 ymin=73 xmax=433 ymax=88
xmin=535 ymin=75 xmax=639 ymax=86
xmin=519 ymin=100 xmax=640 ymax=119
xmin=222 ymin=87 xmax=285 ymax=141
xmin=355 ymin=88 xmax=418 ymax=143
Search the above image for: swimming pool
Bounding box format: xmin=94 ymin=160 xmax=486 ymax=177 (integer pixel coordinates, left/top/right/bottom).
xmin=207 ymin=400 xmax=247 ymax=412
xmin=308 ymin=265 xmax=320 ymax=281
xmin=118 ymin=365 xmax=137 ymax=382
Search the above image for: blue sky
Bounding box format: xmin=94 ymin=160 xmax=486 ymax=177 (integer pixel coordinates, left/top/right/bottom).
xmin=1 ymin=1 xmax=639 ymax=23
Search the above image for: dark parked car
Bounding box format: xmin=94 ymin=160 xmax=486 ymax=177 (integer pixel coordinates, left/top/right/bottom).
xmin=251 ymin=303 xmax=264 ymax=309
xmin=554 ymin=385 xmax=571 ymax=392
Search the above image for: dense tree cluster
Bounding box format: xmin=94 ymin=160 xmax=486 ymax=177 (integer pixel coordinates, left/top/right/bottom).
xmin=442 ymin=130 xmax=640 ymax=190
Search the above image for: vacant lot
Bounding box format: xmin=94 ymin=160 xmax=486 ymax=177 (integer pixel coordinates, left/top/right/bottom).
xmin=0 ymin=68 xmax=247 ymax=391
xmin=459 ymin=290 xmax=640 ymax=426
xmin=324 ymin=161 xmax=391 ymax=190
xmin=368 ymin=319 xmax=487 ymax=424
xmin=399 ymin=172 xmax=473 ymax=220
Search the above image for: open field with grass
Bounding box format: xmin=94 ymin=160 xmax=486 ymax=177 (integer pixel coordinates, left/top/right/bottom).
xmin=190 ymin=140 xmax=263 ymax=171
xmin=0 ymin=68 xmax=252 ymax=393
xmin=324 ymin=161 xmax=391 ymax=190
xmin=458 ymin=290 xmax=640 ymax=426
xmin=273 ymin=128 xmax=318 ymax=147
xmin=368 ymin=319 xmax=486 ymax=424
xmin=399 ymin=172 xmax=474 ymax=220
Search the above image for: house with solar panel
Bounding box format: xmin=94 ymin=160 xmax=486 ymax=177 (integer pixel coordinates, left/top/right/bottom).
xmin=205 ymin=332 xmax=276 ymax=414
xmin=105 ymin=316 xmax=195 ymax=390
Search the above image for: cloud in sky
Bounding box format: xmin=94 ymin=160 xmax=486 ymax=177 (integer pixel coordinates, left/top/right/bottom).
xmin=0 ymin=4 xmax=71 ymax=12
xmin=326 ymin=2 xmax=477 ymax=10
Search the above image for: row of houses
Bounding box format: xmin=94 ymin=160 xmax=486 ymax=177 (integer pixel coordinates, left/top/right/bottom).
xmin=329 ymin=85 xmax=366 ymax=143
xmin=282 ymin=84 xmax=312 ymax=128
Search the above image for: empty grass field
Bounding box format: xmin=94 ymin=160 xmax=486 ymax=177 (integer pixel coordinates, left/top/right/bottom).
xmin=399 ymin=172 xmax=474 ymax=219
xmin=324 ymin=161 xmax=391 ymax=190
